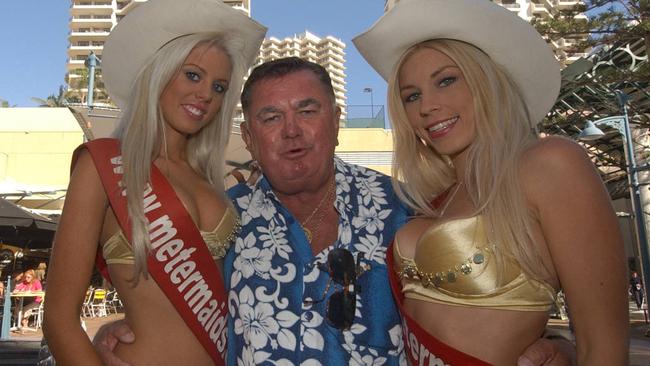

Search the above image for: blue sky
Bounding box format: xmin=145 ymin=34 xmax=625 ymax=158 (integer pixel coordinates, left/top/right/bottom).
xmin=0 ymin=0 xmax=388 ymax=114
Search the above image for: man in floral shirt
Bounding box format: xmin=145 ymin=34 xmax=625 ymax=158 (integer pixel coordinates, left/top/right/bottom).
xmin=225 ymin=57 xmax=409 ymax=365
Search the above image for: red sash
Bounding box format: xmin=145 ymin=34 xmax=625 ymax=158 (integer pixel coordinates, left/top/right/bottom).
xmin=73 ymin=138 xmax=227 ymax=365
xmin=387 ymin=242 xmax=491 ymax=366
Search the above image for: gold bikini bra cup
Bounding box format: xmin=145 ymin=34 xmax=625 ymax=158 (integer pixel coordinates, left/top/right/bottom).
xmin=412 ymin=217 xmax=493 ymax=284
xmin=202 ymin=209 xmax=241 ymax=258
xmin=103 ymin=207 xmax=241 ymax=262
xmin=395 ymin=215 xmax=556 ymax=309
xmin=400 ymin=217 xmax=517 ymax=291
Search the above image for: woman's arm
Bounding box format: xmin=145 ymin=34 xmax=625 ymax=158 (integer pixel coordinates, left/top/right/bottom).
xmin=522 ymin=136 xmax=629 ymax=365
xmin=43 ymin=149 xmax=109 ymax=366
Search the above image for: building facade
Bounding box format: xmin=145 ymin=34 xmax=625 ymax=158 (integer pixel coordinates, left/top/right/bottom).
xmin=254 ymin=31 xmax=348 ymax=121
xmin=0 ymin=108 xmax=85 ymax=211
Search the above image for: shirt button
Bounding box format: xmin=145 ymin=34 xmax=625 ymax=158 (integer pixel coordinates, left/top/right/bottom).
xmin=304 ymin=312 xmax=313 ymax=321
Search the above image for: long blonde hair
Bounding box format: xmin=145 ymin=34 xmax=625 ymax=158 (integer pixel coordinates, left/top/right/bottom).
xmin=111 ymin=32 xmax=249 ymax=281
xmin=388 ymin=39 xmax=551 ymax=282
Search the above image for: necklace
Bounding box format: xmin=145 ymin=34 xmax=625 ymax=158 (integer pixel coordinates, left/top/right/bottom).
xmin=301 ymin=181 xmax=335 ymax=242
xmin=400 ymin=181 xmax=493 ymax=287
xmin=438 ymin=181 xmax=462 ymax=217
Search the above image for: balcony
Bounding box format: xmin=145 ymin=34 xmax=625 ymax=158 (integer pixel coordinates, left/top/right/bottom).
xmin=334 ymin=90 xmax=347 ymax=100
xmin=72 ymin=0 xmax=112 ymax=6
xmin=329 ymin=74 xmax=346 ymax=85
xmin=557 ymin=0 xmax=580 ymax=10
xmin=68 ymin=45 xmax=104 ymax=57
xmin=69 ymin=28 xmax=110 ymax=38
xmin=71 ymin=4 xmax=113 ymax=17
xmin=532 ymin=3 xmax=551 ymax=17
xmin=70 ymin=15 xmax=113 ymax=27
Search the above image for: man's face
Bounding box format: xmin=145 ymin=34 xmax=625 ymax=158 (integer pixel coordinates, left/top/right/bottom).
xmin=242 ymin=70 xmax=340 ymax=195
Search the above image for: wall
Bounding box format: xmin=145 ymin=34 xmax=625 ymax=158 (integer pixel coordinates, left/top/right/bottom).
xmin=0 ymin=108 xmax=85 ymax=209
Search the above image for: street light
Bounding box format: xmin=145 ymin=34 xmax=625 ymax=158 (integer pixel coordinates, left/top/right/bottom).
xmin=85 ymin=51 xmax=101 ymax=109
xmin=578 ymin=90 xmax=650 ymax=299
xmin=363 ymin=87 xmax=374 ymax=118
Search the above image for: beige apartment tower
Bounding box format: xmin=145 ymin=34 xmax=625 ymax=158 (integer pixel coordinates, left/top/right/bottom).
xmin=255 ymin=31 xmax=348 ymax=121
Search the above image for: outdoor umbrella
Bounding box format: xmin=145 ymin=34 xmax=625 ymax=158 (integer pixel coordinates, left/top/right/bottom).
xmin=0 ymin=198 xmax=57 ymax=250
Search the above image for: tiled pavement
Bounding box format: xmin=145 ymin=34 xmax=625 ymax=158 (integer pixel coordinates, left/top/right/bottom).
xmin=1 ymin=305 xmax=649 ymax=365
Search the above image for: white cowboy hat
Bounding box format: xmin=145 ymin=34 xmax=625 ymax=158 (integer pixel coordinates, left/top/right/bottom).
xmin=102 ymin=0 xmax=267 ymax=109
xmin=352 ymin=0 xmax=560 ymax=125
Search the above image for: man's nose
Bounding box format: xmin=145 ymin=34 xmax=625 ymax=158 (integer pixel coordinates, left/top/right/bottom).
xmin=283 ymin=113 xmax=302 ymax=138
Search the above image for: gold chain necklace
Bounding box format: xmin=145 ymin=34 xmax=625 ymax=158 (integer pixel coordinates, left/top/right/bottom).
xmin=301 ymin=181 xmax=335 ymax=242
xmin=400 ymin=181 xmax=493 ymax=287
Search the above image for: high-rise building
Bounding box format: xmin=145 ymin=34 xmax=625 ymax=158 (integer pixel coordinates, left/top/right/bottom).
xmin=384 ymin=0 xmax=587 ymax=64
xmin=255 ymin=31 xmax=348 ymax=122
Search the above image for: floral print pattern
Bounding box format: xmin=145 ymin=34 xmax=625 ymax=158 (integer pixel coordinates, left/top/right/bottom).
xmin=226 ymin=158 xmax=409 ymax=365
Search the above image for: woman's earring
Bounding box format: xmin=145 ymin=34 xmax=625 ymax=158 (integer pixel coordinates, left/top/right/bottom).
xmin=417 ymin=135 xmax=428 ymax=146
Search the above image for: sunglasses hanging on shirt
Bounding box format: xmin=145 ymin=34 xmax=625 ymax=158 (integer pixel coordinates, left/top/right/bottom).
xmin=304 ymin=248 xmax=367 ymax=330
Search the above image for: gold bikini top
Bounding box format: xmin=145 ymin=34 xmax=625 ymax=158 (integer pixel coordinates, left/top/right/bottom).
xmin=103 ymin=207 xmax=240 ymax=264
xmin=394 ymin=215 xmax=555 ymax=311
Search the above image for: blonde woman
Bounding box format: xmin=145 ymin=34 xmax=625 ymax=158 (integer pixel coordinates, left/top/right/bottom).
xmin=354 ymin=0 xmax=628 ymax=364
xmin=35 ymin=262 xmax=47 ymax=283
xmin=13 ymin=269 xmax=43 ymax=329
xmin=43 ymin=0 xmax=265 ymax=364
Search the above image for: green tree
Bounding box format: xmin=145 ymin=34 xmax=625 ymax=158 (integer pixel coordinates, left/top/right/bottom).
xmin=65 ymin=67 xmax=108 ymax=104
xmin=0 ymin=98 xmax=14 ymax=108
xmin=31 ymin=85 xmax=70 ymax=107
xmin=533 ymin=0 xmax=649 ymax=82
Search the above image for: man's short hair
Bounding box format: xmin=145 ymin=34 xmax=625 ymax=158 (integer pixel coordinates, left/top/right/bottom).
xmin=240 ymin=57 xmax=336 ymax=113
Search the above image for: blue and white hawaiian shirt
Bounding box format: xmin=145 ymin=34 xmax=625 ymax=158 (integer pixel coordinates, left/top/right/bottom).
xmin=225 ymin=157 xmax=409 ymax=365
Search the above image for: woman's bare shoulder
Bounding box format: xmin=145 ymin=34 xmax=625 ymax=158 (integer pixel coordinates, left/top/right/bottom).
xmin=520 ymin=136 xmax=594 ymax=184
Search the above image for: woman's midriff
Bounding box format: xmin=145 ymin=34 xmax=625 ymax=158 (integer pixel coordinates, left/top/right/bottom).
xmin=109 ymin=265 xmax=215 ymax=366
xmin=404 ymin=298 xmax=549 ymax=365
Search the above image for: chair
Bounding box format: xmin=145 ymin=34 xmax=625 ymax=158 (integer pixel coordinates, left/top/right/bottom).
xmin=81 ymin=287 xmax=94 ymax=318
xmin=105 ymin=290 xmax=121 ymax=314
xmin=30 ymin=299 xmax=45 ymax=329
xmin=114 ymin=291 xmax=124 ymax=313
xmin=90 ymin=289 xmax=108 ymax=317
xmin=19 ymin=298 xmax=44 ymax=332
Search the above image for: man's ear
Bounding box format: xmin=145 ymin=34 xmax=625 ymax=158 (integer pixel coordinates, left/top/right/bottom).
xmin=334 ymin=106 xmax=341 ymax=146
xmin=240 ymin=121 xmax=252 ymax=152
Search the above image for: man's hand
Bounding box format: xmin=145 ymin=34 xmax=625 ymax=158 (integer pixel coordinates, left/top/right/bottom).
xmin=92 ymin=319 xmax=135 ymax=366
xmin=517 ymin=336 xmax=576 ymax=366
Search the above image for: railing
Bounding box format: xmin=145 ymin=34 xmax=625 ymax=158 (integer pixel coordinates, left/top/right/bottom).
xmin=344 ymin=105 xmax=386 ymax=129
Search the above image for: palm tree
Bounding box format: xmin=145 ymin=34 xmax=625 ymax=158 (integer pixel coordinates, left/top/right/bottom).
xmin=31 ymin=85 xmax=70 ymax=107
xmin=0 ymin=98 xmax=15 ymax=108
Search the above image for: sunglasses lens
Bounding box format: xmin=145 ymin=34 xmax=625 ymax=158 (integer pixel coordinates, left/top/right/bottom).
xmin=328 ymin=248 xmax=355 ymax=284
xmin=327 ymin=291 xmax=356 ymax=329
